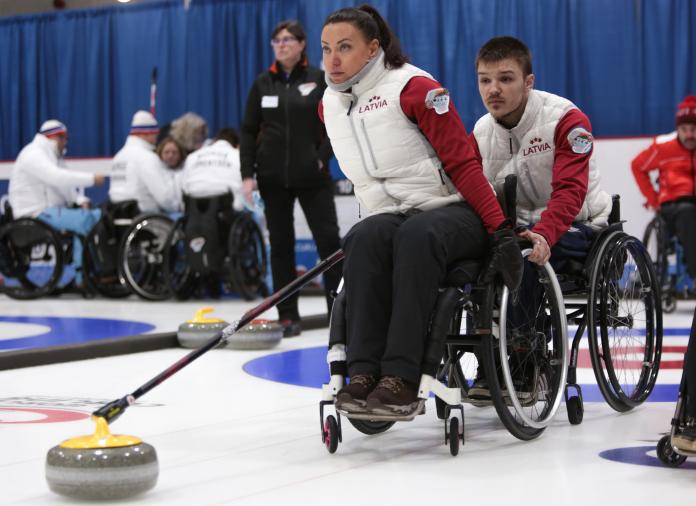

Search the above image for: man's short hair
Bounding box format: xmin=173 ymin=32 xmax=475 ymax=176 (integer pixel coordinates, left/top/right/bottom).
xmin=476 ymin=36 xmax=533 ymax=76
xmin=214 ymin=128 xmax=240 ymax=148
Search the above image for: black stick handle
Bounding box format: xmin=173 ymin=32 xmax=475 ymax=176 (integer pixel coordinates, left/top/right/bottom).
xmin=93 ymin=249 xmax=345 ymax=424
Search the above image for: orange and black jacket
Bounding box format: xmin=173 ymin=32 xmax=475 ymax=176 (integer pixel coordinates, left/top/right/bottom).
xmin=240 ymin=60 xmax=332 ymax=187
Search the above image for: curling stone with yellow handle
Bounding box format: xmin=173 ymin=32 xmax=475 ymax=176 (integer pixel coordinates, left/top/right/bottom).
xmin=177 ymin=307 xmax=229 ymax=348
xmin=45 ymin=416 xmax=158 ymax=500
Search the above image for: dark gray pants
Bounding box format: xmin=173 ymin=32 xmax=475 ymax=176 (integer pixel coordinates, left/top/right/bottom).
xmin=342 ymin=203 xmax=487 ymax=384
xmin=661 ymin=199 xmax=696 ymax=279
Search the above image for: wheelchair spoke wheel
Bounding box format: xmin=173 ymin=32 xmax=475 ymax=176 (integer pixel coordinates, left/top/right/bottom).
xmin=228 ymin=213 xmax=268 ymax=300
xmin=163 ymin=219 xmax=196 ymax=300
xmin=588 ymin=234 xmax=662 ymax=411
xmin=642 ymin=216 xmax=673 ymax=312
xmin=482 ymin=256 xmax=568 ymax=440
xmin=0 ymin=219 xmax=64 ymax=299
xmin=82 ymin=227 xmax=130 ymax=298
xmin=118 ymin=215 xmax=173 ymax=301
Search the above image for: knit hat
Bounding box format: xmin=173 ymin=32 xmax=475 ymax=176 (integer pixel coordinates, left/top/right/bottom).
xmin=130 ymin=110 xmax=159 ymax=135
xmin=39 ymin=119 xmax=67 ymax=137
xmin=676 ymin=95 xmax=696 ymax=126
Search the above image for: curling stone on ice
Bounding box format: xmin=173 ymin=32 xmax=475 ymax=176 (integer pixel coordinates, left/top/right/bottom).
xmin=45 ymin=416 xmax=158 ymax=500
xmin=225 ymin=318 xmax=283 ymax=350
xmin=177 ymin=307 xmax=229 ymax=348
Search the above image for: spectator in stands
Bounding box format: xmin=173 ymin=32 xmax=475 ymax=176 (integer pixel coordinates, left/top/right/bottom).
xmin=631 ymin=95 xmax=696 ymax=278
xmin=109 ymin=111 xmax=180 ymax=213
xmin=240 ymin=19 xmax=341 ymax=337
xmin=8 ymin=119 xmax=105 ymax=285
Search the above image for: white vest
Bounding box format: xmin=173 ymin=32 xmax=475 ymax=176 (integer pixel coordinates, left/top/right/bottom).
xmin=323 ymin=55 xmax=461 ymax=214
xmin=473 ymin=90 xmax=612 ymax=228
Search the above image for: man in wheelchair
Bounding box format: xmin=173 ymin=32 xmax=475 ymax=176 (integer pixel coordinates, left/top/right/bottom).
xmin=469 ymin=36 xmax=614 ymax=398
xmin=8 ymin=120 xmax=105 ymax=285
xmin=109 ymin=110 xmax=180 ymax=215
xmin=631 ymin=95 xmax=696 ymax=281
xmin=170 ymin=128 xmax=263 ymax=298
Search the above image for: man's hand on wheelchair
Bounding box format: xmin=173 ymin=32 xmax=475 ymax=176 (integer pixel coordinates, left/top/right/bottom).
xmin=518 ymin=229 xmax=550 ymax=265
xmin=481 ymin=220 xmax=524 ymax=291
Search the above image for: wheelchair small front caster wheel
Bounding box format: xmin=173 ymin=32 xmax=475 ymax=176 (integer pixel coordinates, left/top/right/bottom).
xmin=566 ymin=396 xmax=584 ymax=425
xmin=323 ymin=415 xmax=339 ymax=454
xmin=657 ymin=435 xmax=687 ymax=467
xmin=448 ymin=417 xmax=460 ymax=456
xmin=663 ymin=296 xmax=676 ymax=314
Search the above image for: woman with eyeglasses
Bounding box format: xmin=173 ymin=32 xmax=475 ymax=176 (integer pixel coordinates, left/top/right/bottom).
xmin=240 ymin=20 xmax=342 ymax=337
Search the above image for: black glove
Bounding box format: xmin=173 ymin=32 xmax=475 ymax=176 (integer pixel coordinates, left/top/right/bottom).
xmin=480 ymin=224 xmax=524 ymax=291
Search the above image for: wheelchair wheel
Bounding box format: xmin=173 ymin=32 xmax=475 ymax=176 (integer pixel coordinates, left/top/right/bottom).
xmin=163 ymin=218 xmax=196 ymax=300
xmin=118 ymin=214 xmax=174 ymax=301
xmin=82 ymin=226 xmax=130 ymax=298
xmin=587 ymin=233 xmax=662 ymax=411
xmin=227 ymin=213 xmax=268 ymax=300
xmin=0 ymin=218 xmax=64 ymax=299
xmin=481 ymin=255 xmax=568 ymax=440
xmin=642 ymin=216 xmax=674 ymax=313
xmin=657 ymin=435 xmax=687 ymax=467
xmin=347 ymin=419 xmax=395 ymax=435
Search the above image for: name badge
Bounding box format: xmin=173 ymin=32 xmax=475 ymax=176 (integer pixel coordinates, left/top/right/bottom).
xmin=261 ymin=95 xmax=279 ymax=108
xmin=298 ymin=82 xmax=318 ymax=96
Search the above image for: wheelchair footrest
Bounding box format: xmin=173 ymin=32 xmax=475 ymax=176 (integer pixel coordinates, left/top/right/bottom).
xmin=338 ymin=400 xmax=426 ymax=422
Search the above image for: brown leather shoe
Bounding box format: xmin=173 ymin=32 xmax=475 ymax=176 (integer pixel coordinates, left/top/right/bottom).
xmin=335 ymin=374 xmax=377 ymax=413
xmin=366 ymin=376 xmax=420 ymax=416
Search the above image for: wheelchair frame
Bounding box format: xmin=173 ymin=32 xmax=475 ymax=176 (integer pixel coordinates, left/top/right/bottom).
xmin=643 ymin=213 xmax=695 ymax=313
xmin=318 ymin=177 xmax=663 ymax=454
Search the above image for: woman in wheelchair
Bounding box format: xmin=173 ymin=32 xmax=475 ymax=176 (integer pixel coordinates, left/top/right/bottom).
xmin=319 ymin=6 xmax=523 ymax=418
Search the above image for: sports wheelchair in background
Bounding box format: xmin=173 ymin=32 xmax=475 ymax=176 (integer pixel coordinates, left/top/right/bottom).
xmin=0 ymin=202 xmax=67 ymax=299
xmin=643 ymin=213 xmax=694 ymax=313
xmin=0 ymin=201 xmax=134 ymax=300
xmin=318 ymin=176 xmax=663 ymax=455
xmin=117 ymin=212 xmax=175 ymax=300
xmin=164 ymin=193 xmax=268 ymax=301
xmin=558 ymin=197 xmax=662 ymax=419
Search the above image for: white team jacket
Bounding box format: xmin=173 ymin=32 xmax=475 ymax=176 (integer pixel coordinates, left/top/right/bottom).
xmin=109 ymin=135 xmax=180 ymax=213
xmin=8 ymin=134 xmax=95 ymax=218
xmin=177 ymin=140 xmax=244 ymax=211
xmin=323 ymin=53 xmax=462 ymax=214
xmin=473 ymin=90 xmax=612 ymax=228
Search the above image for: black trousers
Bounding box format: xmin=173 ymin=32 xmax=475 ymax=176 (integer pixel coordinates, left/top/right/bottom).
xmin=342 ymin=203 xmax=488 ymax=384
xmin=661 ymin=199 xmax=696 ymax=279
xmin=259 ymin=182 xmax=342 ymax=321
xmin=686 ymin=310 xmax=696 ymax=417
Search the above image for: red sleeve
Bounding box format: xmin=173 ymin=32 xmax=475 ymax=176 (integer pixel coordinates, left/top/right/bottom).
xmin=400 ymin=76 xmax=505 ymax=233
xmin=630 ymin=141 xmax=660 ymax=208
xmin=318 ymin=99 xmax=324 ymax=123
xmin=532 ymin=109 xmax=593 ymax=247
